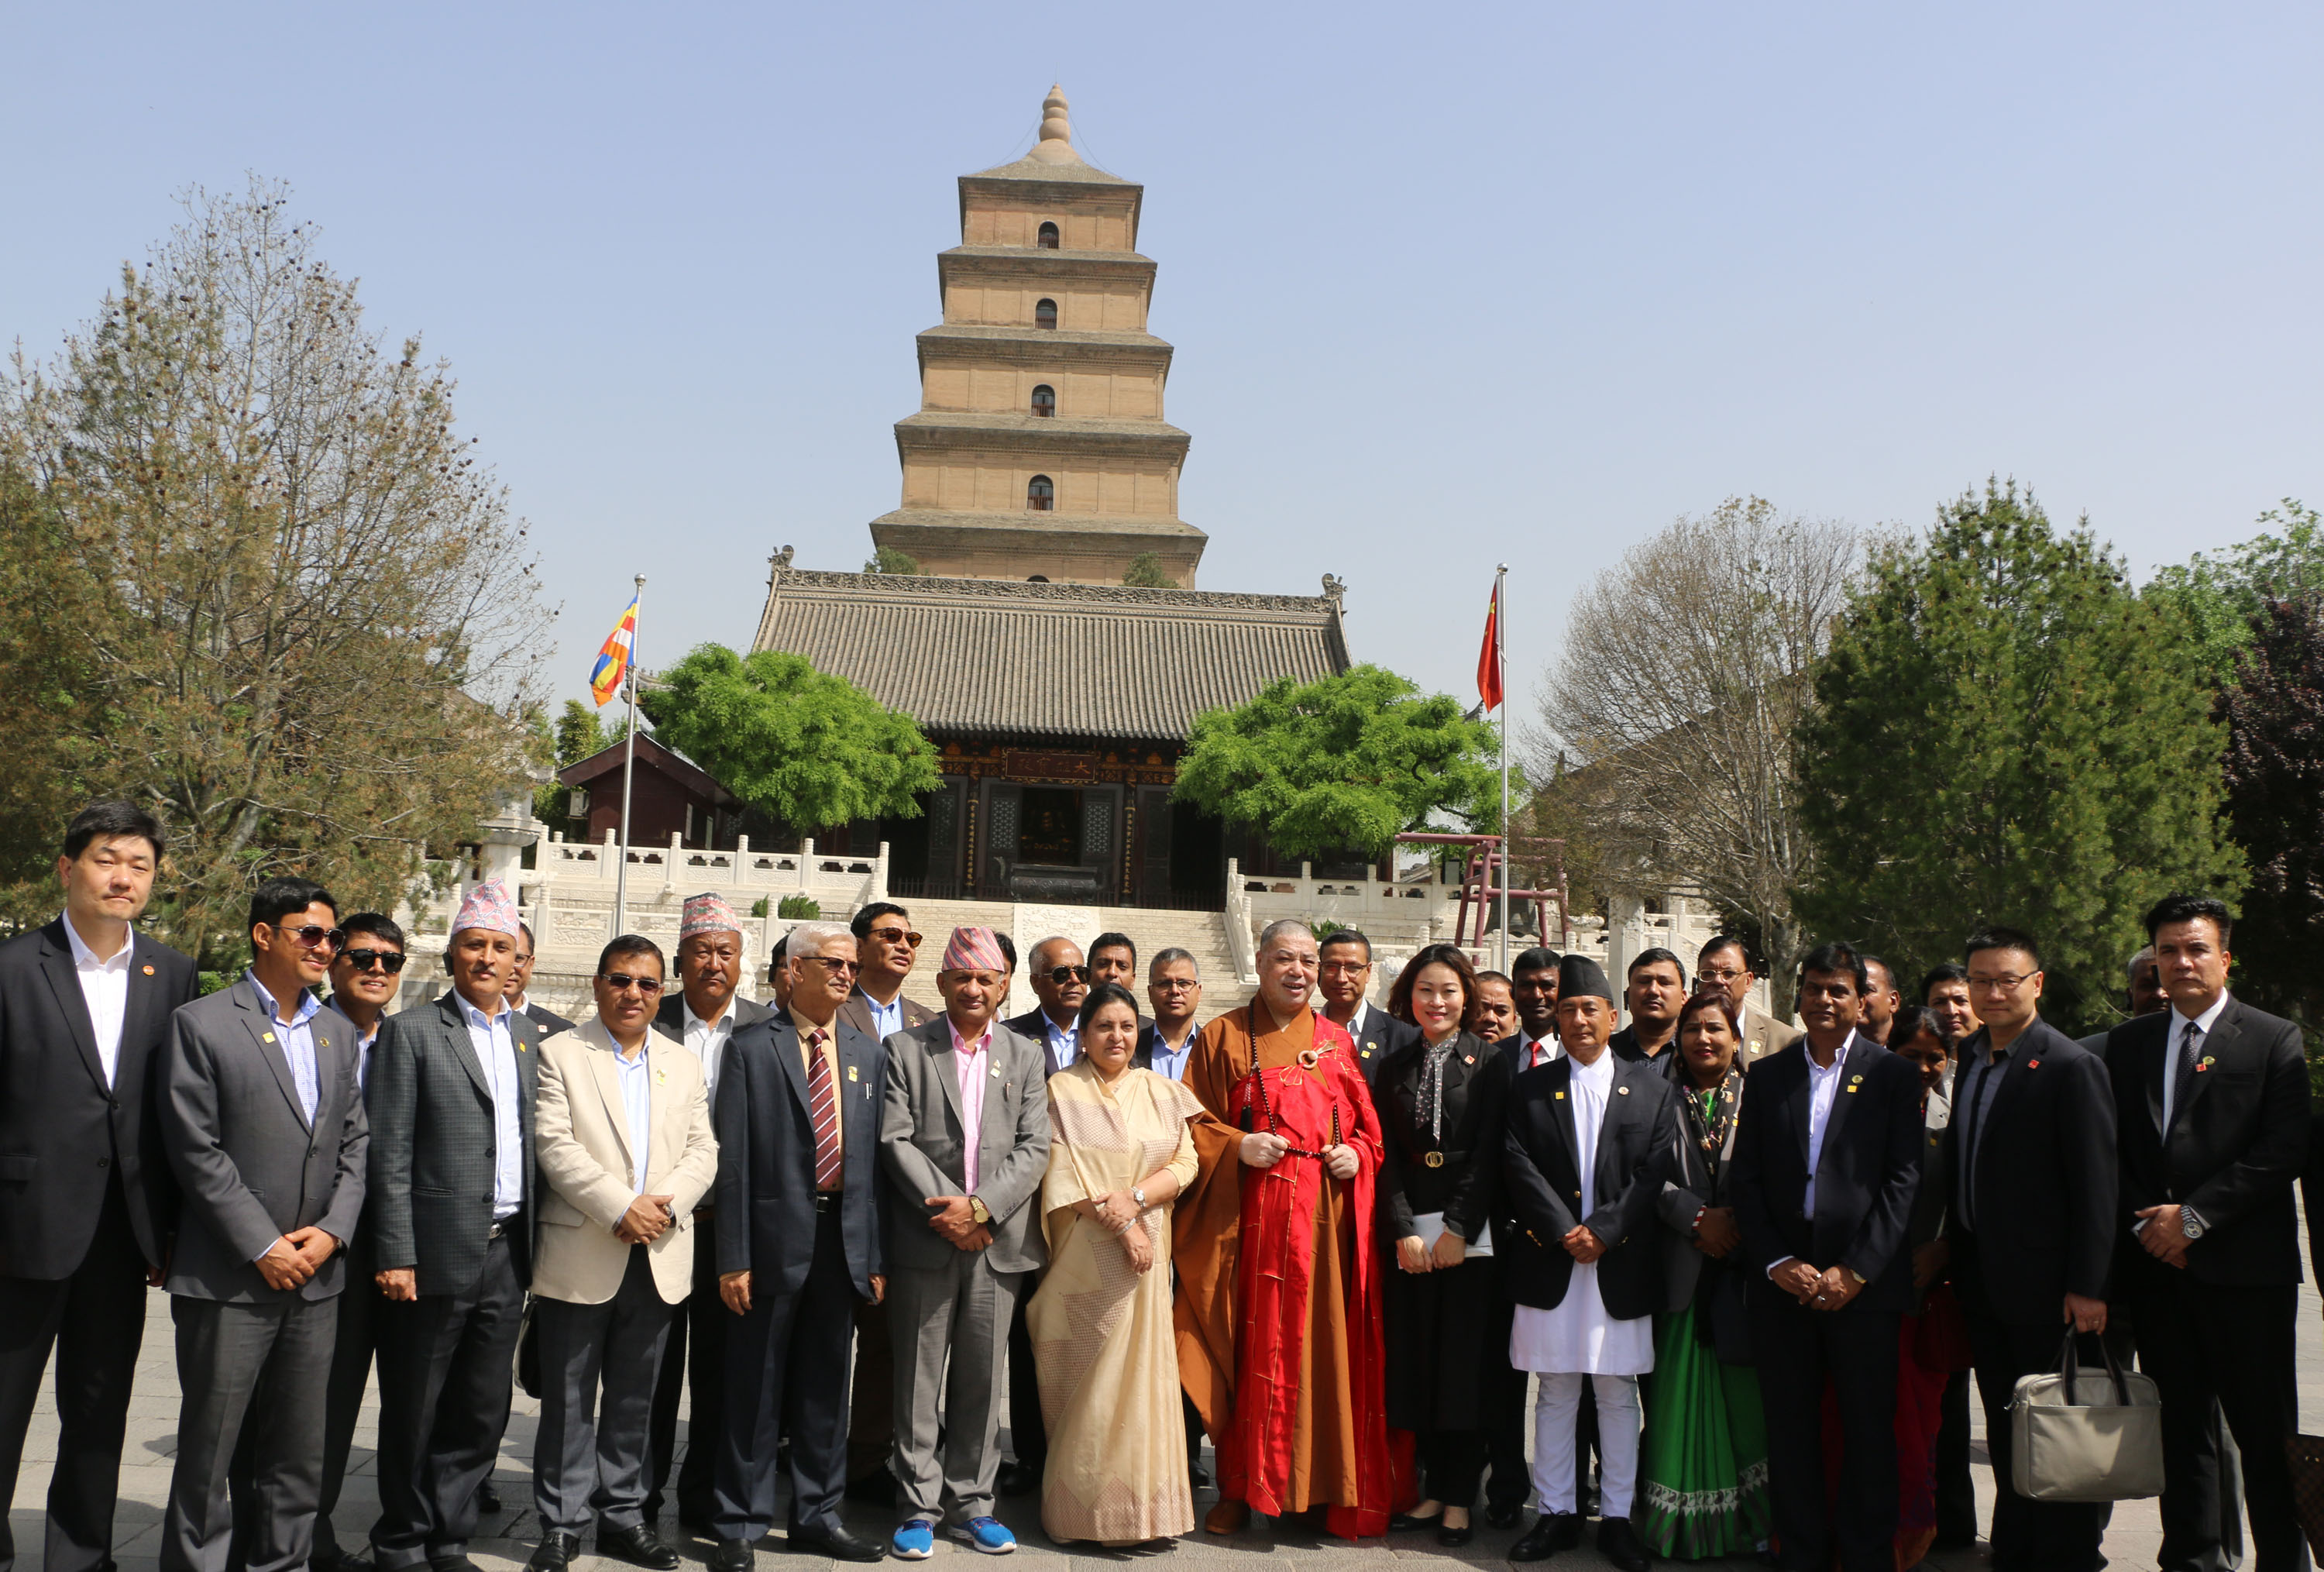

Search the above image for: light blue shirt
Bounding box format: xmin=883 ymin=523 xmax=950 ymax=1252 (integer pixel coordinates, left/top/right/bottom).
xmin=459 ymin=995 xmax=525 ymax=1220
xmin=861 ymin=988 xmax=904 ymax=1044
xmin=1143 ymin=1023 xmax=1195 ymax=1082
xmin=247 ymin=972 xmax=321 ymax=1124
xmin=1042 ymin=1013 xmax=1079 ymax=1077
xmin=614 ymin=1039 xmax=654 ymax=1195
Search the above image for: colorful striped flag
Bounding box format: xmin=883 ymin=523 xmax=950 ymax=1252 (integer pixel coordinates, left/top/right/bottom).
xmin=1477 ymin=578 xmax=1504 ymax=711
xmin=589 ymin=593 xmax=639 ymax=707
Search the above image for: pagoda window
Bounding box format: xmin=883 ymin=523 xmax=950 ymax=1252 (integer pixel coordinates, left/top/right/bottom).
xmin=1026 ymin=475 xmax=1054 ymax=511
xmin=1037 ymin=221 xmax=1060 ymax=249
xmin=1030 ymin=384 xmax=1056 ymax=418
xmin=1035 ymin=298 xmax=1058 ymax=329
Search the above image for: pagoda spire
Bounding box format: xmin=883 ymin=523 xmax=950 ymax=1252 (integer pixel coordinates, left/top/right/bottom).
xmin=1027 ymin=84 xmax=1084 ymax=166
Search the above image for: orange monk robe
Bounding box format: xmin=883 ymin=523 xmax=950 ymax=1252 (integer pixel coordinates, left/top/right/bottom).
xmin=1173 ymin=1003 xmax=1391 ymax=1535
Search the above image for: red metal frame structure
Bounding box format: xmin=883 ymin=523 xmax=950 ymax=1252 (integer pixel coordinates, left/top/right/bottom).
xmin=1393 ymin=832 xmax=1571 ymax=951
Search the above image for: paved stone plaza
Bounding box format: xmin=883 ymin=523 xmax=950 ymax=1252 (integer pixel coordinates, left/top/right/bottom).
xmin=16 ymin=1271 xmax=2324 ymax=1572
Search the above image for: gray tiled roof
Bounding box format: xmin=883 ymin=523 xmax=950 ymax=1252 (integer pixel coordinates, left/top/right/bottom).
xmin=750 ymin=569 xmax=1350 ymax=742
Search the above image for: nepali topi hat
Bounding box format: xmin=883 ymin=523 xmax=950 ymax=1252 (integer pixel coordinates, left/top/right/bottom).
xmin=940 ymin=925 xmax=1007 ymax=974
xmin=1557 ymin=953 xmax=1616 ymax=1004
xmin=452 ymin=878 xmax=521 ymax=939
xmin=679 ymin=892 xmax=743 ymax=941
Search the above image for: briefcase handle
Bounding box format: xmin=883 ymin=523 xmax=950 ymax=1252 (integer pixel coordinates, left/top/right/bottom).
xmin=2057 ymin=1328 xmax=2133 ymax=1407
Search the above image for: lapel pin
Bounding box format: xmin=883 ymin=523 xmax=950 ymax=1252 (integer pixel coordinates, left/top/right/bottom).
xmin=1464 ymin=1054 xmax=1475 ymax=1065
xmin=1555 ymin=1091 xmax=1566 ymax=1101
xmin=2027 ymin=1059 xmax=2040 ymax=1069
xmin=1849 ymin=1074 xmax=1862 ymax=1084
xmin=991 ymin=1065 xmax=1001 ymax=1078
xmin=319 ymin=1036 xmax=329 ymax=1048
xmin=261 ymin=1031 xmax=276 ymax=1044
xmin=847 ymin=1065 xmax=859 ymax=1082
xmin=142 ymin=964 xmax=155 ymax=975
xmin=1845 ymin=1085 xmax=1859 ymax=1093
xmin=1617 ymin=1085 xmax=1630 ymax=1096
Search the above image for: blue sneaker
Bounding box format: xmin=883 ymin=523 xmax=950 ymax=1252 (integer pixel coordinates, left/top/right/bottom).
xmin=946 ymin=1518 xmax=1016 ymax=1555
xmin=891 ymin=1519 xmax=936 ymax=1560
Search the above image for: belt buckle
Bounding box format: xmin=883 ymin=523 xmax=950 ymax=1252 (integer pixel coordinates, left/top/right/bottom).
xmin=487 ymin=1221 xmax=504 ymax=1239
xmin=1423 ymin=1151 xmax=1446 ymax=1168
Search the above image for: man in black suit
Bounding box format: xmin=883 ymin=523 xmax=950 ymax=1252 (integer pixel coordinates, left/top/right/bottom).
xmin=1483 ymin=946 xmax=1561 ymax=1529
xmin=1730 ymin=941 xmax=1923 ymax=1572
xmin=1944 ymin=927 xmax=2116 ymax=1572
xmin=160 ymin=878 xmax=370 ymax=1572
xmin=365 ymin=879 xmax=543 ymax=1572
xmin=2107 ymin=895 xmax=2309 ymax=1572
xmin=642 ymin=894 xmax=772 ymax=1530
xmin=1316 ymin=927 xmax=1418 ymax=1084
xmin=0 ymin=802 xmax=198 ymax=1572
xmin=709 ymin=920 xmax=887 ymax=1567
xmin=509 ymin=922 xmax=576 ymax=1037
xmin=1607 ymin=949 xmax=1686 ymax=1068
xmin=1502 ymin=955 xmax=1677 ymax=1572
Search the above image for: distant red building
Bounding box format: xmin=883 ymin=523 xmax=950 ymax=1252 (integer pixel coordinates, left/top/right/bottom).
xmin=557 ymin=734 xmax=749 ymax=850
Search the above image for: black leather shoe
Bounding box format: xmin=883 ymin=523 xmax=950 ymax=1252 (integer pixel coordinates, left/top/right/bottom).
xmin=706 ymin=1538 xmax=754 ymax=1572
xmin=1436 ymin=1519 xmax=1474 ymax=1548
xmin=1483 ymin=1503 xmax=1524 ymax=1530
xmin=525 ymin=1535 xmax=579 ymax=1572
xmin=995 ymin=1460 xmax=1040 ymax=1498
xmin=1389 ymin=1508 xmax=1443 ymax=1532
xmin=1508 ymin=1514 xmax=1573 ymax=1562
xmin=1188 ymin=1462 xmax=1211 ymax=1488
xmin=597 ymin=1525 xmax=681 ymax=1571
xmin=476 ymin=1481 xmax=504 ymax=1514
xmin=1597 ymin=1516 xmax=1649 ymax=1572
xmin=790 ymin=1526 xmax=885 ymax=1563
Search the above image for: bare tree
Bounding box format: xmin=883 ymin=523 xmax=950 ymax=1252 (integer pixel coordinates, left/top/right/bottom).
xmin=0 ymin=178 xmax=549 ymax=958
xmin=1534 ymin=497 xmax=1861 ymax=1011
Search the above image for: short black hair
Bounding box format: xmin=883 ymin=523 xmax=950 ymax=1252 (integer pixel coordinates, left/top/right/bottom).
xmin=342 ymin=913 xmax=404 ymax=951
xmin=767 ymin=930 xmax=789 ymax=985
xmin=1317 ymin=927 xmax=1372 ymax=960
xmin=1920 ymin=961 xmax=1968 ymax=999
xmin=995 ymin=931 xmax=1017 ymax=971
xmin=1797 ymin=940 xmax=1870 ymax=996
xmin=250 ymin=877 xmax=335 ymax=933
xmin=598 ymin=934 xmax=665 ymax=975
xmin=1512 ymin=945 xmax=1562 ymax=977
xmin=1089 ymin=931 xmax=1136 ymax=964
xmin=2144 ymin=893 xmax=2233 ymax=947
xmin=1075 ymin=982 xmax=1142 ymax=1034
xmin=1965 ymin=927 xmax=2044 ymax=972
xmin=1475 ymin=969 xmax=1513 ymax=990
xmin=1628 ymin=948 xmax=1687 ymax=987
xmin=64 ymin=800 xmax=166 ymax=862
xmin=1889 ymin=1005 xmax=1950 ymax=1051
xmin=1698 ymin=934 xmax=1752 ymax=972
xmin=851 ymin=902 xmax=909 ymax=941
xmin=517 ymin=920 xmax=536 ymax=952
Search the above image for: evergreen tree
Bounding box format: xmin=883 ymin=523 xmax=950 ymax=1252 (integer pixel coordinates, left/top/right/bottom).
xmin=1794 ymin=480 xmax=2243 ymax=1030
xmin=2219 ymin=593 xmax=2324 ymax=1041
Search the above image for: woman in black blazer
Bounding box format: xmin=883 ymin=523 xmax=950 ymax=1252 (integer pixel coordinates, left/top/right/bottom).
xmin=1372 ymin=943 xmax=1513 ymax=1546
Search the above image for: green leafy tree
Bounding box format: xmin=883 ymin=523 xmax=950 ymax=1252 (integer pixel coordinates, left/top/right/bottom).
xmin=1174 ymin=665 xmax=1499 ymax=859
xmin=1122 ymin=552 xmax=1177 ymax=589
xmin=2218 ymin=593 xmax=2324 ymax=1043
xmin=2147 ymin=500 xmax=2324 ymax=682
xmin=864 ymin=546 xmax=922 ymax=575
xmin=533 ymin=699 xmax=613 ymax=826
xmin=1795 ymin=480 xmax=2243 ymax=1031
xmin=640 ymin=645 xmax=940 ymax=831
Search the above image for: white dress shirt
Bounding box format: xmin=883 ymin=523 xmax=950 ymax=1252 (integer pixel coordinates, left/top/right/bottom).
xmin=2162 ymin=992 xmax=2231 ymax=1132
xmin=1801 ymin=1034 xmax=1853 ymax=1219
xmin=459 ymin=995 xmax=525 ymax=1220
xmin=1521 ymin=1031 xmax=1559 ymax=1070
xmin=682 ymin=998 xmax=739 ymax=1105
xmin=62 ymin=913 xmax=132 ymax=1090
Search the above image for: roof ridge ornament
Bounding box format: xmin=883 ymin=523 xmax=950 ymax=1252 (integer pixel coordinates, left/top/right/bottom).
xmin=1027 ymin=84 xmax=1085 ymax=166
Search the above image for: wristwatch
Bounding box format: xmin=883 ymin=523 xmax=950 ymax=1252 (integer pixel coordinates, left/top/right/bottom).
xmin=2181 ymin=1207 xmax=2208 ymax=1242
xmin=1131 ymin=1188 xmax=1147 ymax=1209
xmin=968 ymin=1196 xmax=992 ymax=1226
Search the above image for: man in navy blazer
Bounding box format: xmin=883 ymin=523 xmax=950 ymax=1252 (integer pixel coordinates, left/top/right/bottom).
xmin=0 ymin=802 xmax=198 ymax=1572
xmin=1484 ymin=947 xmax=1562 ymax=1529
xmin=709 ymin=921 xmax=887 ymax=1567
xmin=1731 ymin=941 xmax=1923 ymax=1572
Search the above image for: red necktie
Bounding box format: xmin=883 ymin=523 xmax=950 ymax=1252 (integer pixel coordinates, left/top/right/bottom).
xmin=806 ymin=1029 xmax=843 ymax=1192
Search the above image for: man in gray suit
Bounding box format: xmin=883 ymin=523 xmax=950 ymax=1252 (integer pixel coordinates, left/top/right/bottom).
xmin=878 ymin=925 xmax=1052 ymax=1560
xmin=366 ymin=879 xmax=541 ymax=1572
xmin=160 ymin=878 xmax=368 ymax=1572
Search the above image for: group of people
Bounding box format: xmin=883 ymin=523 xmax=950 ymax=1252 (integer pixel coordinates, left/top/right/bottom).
xmin=1 ymin=800 xmax=2317 ymax=1572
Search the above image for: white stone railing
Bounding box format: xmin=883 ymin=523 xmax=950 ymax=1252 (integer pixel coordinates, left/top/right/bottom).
xmin=535 ymin=829 xmax=886 ymax=906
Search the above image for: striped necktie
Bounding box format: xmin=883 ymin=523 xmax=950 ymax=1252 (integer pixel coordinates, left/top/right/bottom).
xmin=806 ymin=1028 xmax=843 ymax=1192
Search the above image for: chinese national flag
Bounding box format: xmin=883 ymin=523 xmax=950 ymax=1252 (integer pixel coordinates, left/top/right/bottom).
xmin=1477 ymin=579 xmax=1504 ymax=711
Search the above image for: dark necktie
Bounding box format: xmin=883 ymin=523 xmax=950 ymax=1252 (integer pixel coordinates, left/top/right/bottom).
xmin=806 ymin=1029 xmax=843 ymax=1191
xmin=2168 ymin=1020 xmax=2202 ymax=1136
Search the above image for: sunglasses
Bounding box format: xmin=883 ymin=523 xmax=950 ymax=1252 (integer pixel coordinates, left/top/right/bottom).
xmin=1047 ymin=965 xmax=1091 ymax=986
xmin=600 ymin=972 xmax=665 ymax=995
xmin=277 ymin=924 xmax=344 ymax=951
xmin=801 ymin=955 xmax=860 ymax=976
xmin=866 ymin=927 xmax=923 ymax=948
xmin=342 ymin=948 xmax=407 ymax=975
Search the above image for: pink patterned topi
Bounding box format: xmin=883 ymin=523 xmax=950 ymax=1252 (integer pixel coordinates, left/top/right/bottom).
xmin=940 ymin=925 xmax=1007 ymax=975
xmin=452 ymin=878 xmax=522 ymax=938
xmin=679 ymin=892 xmax=743 ymax=941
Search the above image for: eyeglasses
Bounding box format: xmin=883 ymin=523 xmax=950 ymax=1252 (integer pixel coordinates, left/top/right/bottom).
xmin=802 ymin=956 xmax=860 ymax=976
xmin=342 ymin=949 xmax=407 ymax=975
xmin=1046 ymin=965 xmax=1090 ymax=986
xmin=600 ymin=972 xmax=665 ymax=994
xmin=1153 ymin=978 xmax=1199 ymax=993
xmin=277 ymin=924 xmax=344 ymax=952
xmin=1698 ymin=967 xmax=1748 ymax=985
xmin=1968 ymin=973 xmax=2033 ymax=994
xmin=1318 ymin=961 xmax=1370 ymax=977
xmin=866 ymin=927 xmax=923 ymax=948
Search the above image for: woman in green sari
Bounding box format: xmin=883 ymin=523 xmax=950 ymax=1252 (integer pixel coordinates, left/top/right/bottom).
xmin=1636 ymin=991 xmax=1772 ymax=1560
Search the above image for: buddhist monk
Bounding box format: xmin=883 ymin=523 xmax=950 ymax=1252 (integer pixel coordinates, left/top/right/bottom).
xmin=1176 ymin=919 xmax=1391 ymax=1537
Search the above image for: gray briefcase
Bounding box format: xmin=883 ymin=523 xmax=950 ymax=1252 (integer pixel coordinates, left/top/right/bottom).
xmin=2009 ymin=1332 xmax=2164 ymax=1502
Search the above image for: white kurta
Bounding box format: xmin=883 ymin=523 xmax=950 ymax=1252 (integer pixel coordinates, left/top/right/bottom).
xmin=1509 ymin=1049 xmax=1655 ymax=1376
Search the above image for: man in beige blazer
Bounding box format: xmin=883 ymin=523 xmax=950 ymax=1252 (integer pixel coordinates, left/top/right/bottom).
xmin=527 ymin=937 xmax=718 ymax=1572
xmin=1697 ymin=935 xmax=1800 ymax=1070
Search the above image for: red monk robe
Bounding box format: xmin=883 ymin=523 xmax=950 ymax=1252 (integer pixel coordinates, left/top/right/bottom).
xmin=1174 ymin=1003 xmax=1391 ymax=1536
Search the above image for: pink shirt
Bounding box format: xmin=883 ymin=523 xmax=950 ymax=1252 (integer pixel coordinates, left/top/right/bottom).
xmin=949 ymin=1016 xmax=992 ymax=1194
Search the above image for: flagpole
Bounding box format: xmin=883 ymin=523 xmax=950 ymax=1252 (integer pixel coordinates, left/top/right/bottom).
xmin=612 ymin=574 xmax=645 ymax=934
xmin=1496 ymin=562 xmax=1510 ymax=975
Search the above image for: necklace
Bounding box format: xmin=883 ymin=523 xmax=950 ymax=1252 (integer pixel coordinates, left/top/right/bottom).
xmin=1246 ymin=1006 xmax=1339 ymax=1158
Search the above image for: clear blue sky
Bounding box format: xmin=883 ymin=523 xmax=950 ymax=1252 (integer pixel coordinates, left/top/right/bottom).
xmin=6 ymin=4 xmax=2319 ymax=720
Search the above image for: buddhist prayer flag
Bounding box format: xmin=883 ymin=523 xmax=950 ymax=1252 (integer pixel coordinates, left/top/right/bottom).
xmin=589 ymin=593 xmax=639 ymax=707
xmin=1477 ymin=578 xmax=1504 ymax=711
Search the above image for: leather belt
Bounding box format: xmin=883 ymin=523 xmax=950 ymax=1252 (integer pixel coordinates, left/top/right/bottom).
xmin=486 ymin=1222 xmax=507 ymax=1240
xmin=813 ymin=1192 xmax=841 ymax=1213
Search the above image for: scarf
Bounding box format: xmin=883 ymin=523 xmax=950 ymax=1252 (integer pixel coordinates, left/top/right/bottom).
xmin=1417 ymin=1030 xmax=1462 ymax=1141
xmin=1683 ymin=1062 xmax=1744 ymax=1182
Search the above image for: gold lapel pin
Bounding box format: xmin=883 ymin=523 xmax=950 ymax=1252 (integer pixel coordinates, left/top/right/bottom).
xmin=142 ymin=964 xmax=155 ymax=975
xmin=261 ymin=1031 xmax=276 ymax=1044
xmin=846 ymin=1065 xmax=859 ymax=1082
xmin=1555 ymin=1090 xmax=1566 ymax=1101
xmin=991 ymin=1065 xmax=1001 ymax=1078
xmin=1617 ymin=1085 xmax=1631 ymax=1096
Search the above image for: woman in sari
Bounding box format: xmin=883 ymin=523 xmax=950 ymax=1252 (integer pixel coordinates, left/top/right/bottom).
xmin=1026 ymin=983 xmax=1205 ymax=1546
xmin=1636 ymin=991 xmax=1772 ymax=1560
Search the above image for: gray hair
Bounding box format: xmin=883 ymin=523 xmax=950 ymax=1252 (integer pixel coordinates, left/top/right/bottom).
xmin=1150 ymin=947 xmax=1199 ymax=979
xmin=1256 ymin=919 xmax=1316 ymax=955
xmin=2126 ymin=945 xmax=2157 ymax=987
xmin=786 ymin=920 xmax=853 ymax=961
xmin=1030 ymin=934 xmax=1078 ymax=971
